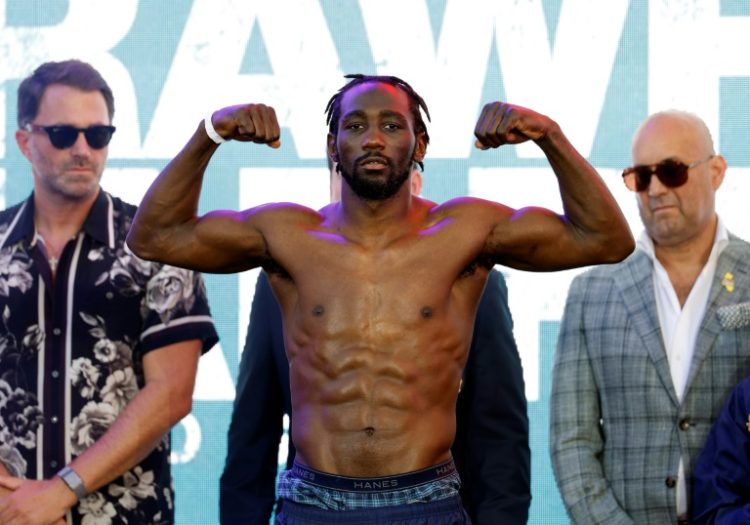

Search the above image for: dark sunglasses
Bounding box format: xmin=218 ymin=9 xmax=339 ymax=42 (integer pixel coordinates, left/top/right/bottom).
xmin=25 ymin=123 xmax=116 ymax=150
xmin=621 ymin=155 xmax=713 ymax=192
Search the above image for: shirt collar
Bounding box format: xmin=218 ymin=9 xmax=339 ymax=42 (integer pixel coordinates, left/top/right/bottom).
xmin=3 ymin=189 xmax=113 ymax=249
xmin=80 ymin=189 xmax=114 ymax=247
xmin=637 ymin=215 xmax=729 ymax=262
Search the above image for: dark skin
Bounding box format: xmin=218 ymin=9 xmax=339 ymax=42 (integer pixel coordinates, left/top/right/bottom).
xmin=128 ymin=81 xmax=634 ymax=476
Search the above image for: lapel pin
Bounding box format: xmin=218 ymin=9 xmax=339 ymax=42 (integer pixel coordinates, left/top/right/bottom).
xmin=722 ymin=272 xmax=735 ymax=293
xmin=746 ymin=414 xmax=750 ymax=432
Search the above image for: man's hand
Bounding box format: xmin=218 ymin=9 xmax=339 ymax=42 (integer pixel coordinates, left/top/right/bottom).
xmin=209 ymin=104 xmax=281 ymax=148
xmin=0 ymin=476 xmax=72 ymax=525
xmin=474 ymin=102 xmax=553 ymax=149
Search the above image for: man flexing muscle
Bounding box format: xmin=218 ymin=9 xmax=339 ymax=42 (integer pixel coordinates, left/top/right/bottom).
xmin=128 ymin=75 xmax=634 ymax=523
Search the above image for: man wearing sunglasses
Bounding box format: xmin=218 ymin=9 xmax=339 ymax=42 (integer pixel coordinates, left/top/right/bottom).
xmin=0 ymin=60 xmax=218 ymax=525
xmin=551 ymin=110 xmax=750 ymax=524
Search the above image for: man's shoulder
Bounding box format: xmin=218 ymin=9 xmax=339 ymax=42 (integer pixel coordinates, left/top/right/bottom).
xmin=0 ymin=200 xmax=31 ymax=246
xmin=0 ymin=200 xmax=27 ymax=225
xmin=725 ymin=233 xmax=750 ymax=257
xmin=431 ymin=195 xmax=490 ymax=214
xmin=101 ymin=192 xmax=142 ymax=245
xmin=0 ymin=200 xmax=25 ymax=215
xmin=106 ymin=191 xmax=139 ymax=218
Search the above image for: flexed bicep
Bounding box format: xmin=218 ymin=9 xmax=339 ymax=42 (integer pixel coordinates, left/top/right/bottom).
xmin=128 ymin=101 xmax=287 ymax=271
xmin=484 ymin=204 xmax=598 ymax=271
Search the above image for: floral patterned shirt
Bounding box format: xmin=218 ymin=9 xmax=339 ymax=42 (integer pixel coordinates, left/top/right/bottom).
xmin=0 ymin=191 xmax=218 ymax=525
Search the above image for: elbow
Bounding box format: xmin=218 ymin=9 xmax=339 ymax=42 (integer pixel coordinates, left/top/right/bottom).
xmin=126 ymin=224 xmax=166 ymax=262
xmin=126 ymin=223 xmax=152 ymax=259
xmin=598 ymin=230 xmax=635 ymax=264
xmin=169 ymin=391 xmax=194 ymax=428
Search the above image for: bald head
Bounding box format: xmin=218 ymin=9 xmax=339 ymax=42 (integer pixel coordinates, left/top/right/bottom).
xmin=632 ymin=110 xmax=714 ymax=163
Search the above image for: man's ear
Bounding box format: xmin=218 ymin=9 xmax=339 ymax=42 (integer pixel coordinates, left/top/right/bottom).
xmin=410 ymin=169 xmax=423 ymax=196
xmin=15 ymin=129 xmax=33 ymax=162
xmin=710 ymin=154 xmax=727 ymax=190
xmin=413 ymin=132 xmax=427 ymax=163
xmin=327 ymin=133 xmax=338 ymax=164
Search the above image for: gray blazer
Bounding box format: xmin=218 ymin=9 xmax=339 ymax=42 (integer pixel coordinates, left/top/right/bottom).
xmin=550 ymin=235 xmax=750 ymax=524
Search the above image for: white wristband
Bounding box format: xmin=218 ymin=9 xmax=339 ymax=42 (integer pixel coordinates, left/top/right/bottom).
xmin=204 ymin=112 xmax=226 ymax=144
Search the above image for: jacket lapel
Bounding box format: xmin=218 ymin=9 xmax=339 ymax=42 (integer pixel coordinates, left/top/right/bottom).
xmin=686 ymin=239 xmax=750 ymax=389
xmin=616 ymin=251 xmax=679 ymax=406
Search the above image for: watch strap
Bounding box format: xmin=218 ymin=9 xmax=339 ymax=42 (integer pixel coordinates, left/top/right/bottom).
xmin=57 ymin=465 xmax=87 ymax=499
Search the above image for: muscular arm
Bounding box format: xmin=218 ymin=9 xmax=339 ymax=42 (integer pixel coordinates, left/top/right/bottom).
xmin=475 ymin=103 xmax=634 ymax=271
xmin=453 ymin=270 xmax=530 ymax=524
xmin=0 ymin=340 xmax=202 ymax=524
xmin=220 ymin=272 xmax=289 ymax=524
xmin=127 ymin=105 xmax=281 ymax=273
xmin=549 ymin=276 xmax=634 ymax=525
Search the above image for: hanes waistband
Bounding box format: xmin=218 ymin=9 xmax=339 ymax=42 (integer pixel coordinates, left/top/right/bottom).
xmin=290 ymin=459 xmax=456 ymax=493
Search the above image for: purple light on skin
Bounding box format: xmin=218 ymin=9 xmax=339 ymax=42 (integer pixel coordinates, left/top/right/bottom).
xmin=308 ymin=231 xmax=348 ymax=244
xmin=419 ymin=217 xmax=455 ymax=236
xmin=237 ymin=202 xmax=311 ymax=217
xmin=206 ymin=204 xmax=287 ymax=221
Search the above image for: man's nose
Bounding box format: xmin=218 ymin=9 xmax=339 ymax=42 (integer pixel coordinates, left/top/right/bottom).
xmin=362 ymin=128 xmax=385 ymax=149
xmin=70 ymin=131 xmax=91 ymax=156
xmin=647 ymin=172 xmax=668 ymax=196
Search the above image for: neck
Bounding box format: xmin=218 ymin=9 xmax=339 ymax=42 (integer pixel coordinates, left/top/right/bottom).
xmin=653 ymin=216 xmax=718 ymax=306
xmin=653 ymin=216 xmax=718 ymax=269
xmin=336 ymin=186 xmax=418 ymax=243
xmin=33 ymin=187 xmax=98 ymax=242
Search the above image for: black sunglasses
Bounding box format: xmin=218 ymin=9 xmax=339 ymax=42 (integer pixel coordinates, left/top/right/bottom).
xmin=621 ymin=155 xmax=713 ymax=192
xmin=25 ymin=123 xmax=116 ymax=150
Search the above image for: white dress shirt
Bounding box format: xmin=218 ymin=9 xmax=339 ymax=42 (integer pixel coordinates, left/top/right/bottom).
xmin=637 ymin=217 xmax=729 ymax=517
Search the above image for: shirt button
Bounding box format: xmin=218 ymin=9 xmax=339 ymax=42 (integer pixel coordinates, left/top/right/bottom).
xmin=49 ymin=460 xmax=58 ymax=469
xmin=52 ymin=328 xmax=61 ymax=336
xmin=50 ymin=415 xmax=59 ymax=424
xmin=679 ymin=418 xmax=691 ymax=431
xmin=665 ymin=476 xmax=676 ymax=488
xmin=51 ymin=370 xmax=60 ymax=379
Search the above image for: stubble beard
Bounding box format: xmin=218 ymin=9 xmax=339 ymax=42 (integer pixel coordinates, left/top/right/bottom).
xmin=42 ymin=162 xmax=103 ymax=203
xmin=338 ymin=160 xmax=411 ymax=201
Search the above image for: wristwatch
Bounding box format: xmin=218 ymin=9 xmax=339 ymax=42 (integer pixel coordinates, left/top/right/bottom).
xmin=56 ymin=466 xmax=88 ymax=500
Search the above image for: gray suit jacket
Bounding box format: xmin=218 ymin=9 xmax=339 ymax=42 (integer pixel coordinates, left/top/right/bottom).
xmin=550 ymin=235 xmax=750 ymax=524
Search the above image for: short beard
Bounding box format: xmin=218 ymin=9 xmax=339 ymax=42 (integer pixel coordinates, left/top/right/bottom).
xmin=338 ymin=161 xmax=411 ymax=201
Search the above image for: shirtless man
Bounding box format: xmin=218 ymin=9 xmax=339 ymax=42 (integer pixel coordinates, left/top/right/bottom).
xmin=127 ymin=75 xmax=634 ymax=523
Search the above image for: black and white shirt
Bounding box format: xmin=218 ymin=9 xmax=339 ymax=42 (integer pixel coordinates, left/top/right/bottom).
xmin=0 ymin=190 xmax=218 ymax=524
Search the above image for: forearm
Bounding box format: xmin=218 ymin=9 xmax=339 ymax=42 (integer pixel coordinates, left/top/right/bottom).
xmin=0 ymin=379 xmax=188 ymax=523
xmin=536 ymin=125 xmax=633 ymax=262
xmin=551 ymin=289 xmax=633 ymax=524
xmin=551 ymin=392 xmax=633 ymax=522
xmin=552 ymin=447 xmax=634 ymax=525
xmin=128 ymin=120 xmax=219 ymax=261
xmin=69 ymin=378 xmax=191 ymax=494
